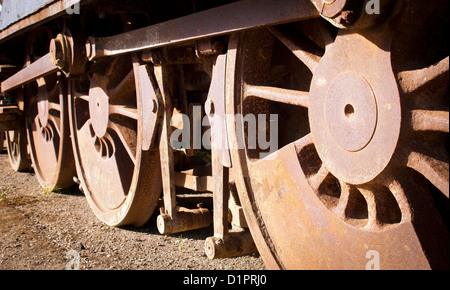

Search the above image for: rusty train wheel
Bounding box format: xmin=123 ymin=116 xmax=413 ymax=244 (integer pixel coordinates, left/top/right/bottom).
xmin=25 ymin=73 xmax=76 ymax=189
xmin=69 ymin=55 xmax=162 ymax=227
xmin=227 ymin=3 xmax=448 ymax=270
xmin=23 ymin=28 xmax=76 ymax=190
xmin=5 ymin=129 xmax=31 ymax=172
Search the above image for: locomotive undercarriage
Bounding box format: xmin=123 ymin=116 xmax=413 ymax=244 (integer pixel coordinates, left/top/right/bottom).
xmin=0 ymin=0 xmax=448 ymax=269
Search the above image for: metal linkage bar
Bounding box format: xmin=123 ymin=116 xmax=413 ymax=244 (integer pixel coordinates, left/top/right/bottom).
xmin=86 ymin=0 xmax=320 ymax=60
xmin=155 ymin=64 xmax=213 ymax=235
xmin=1 ymin=53 xmax=59 ymax=93
xmin=203 ymin=54 xmax=257 ymax=259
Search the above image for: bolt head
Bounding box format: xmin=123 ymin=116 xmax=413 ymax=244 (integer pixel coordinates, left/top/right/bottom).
xmin=49 ymin=38 xmax=64 ymax=64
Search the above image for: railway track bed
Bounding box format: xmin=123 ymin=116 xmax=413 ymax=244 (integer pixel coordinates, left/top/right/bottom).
xmin=0 ymin=153 xmax=264 ymax=270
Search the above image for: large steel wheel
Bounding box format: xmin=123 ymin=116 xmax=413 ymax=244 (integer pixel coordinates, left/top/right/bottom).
xmin=69 ymin=55 xmax=162 ymax=227
xmin=227 ymin=1 xmax=448 ymax=270
xmin=23 ymin=28 xmax=76 ymax=190
xmin=26 ymin=73 xmax=76 ymax=189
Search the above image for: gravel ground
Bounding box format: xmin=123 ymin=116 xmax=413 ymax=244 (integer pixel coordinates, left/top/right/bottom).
xmin=0 ymin=151 xmax=265 ymax=270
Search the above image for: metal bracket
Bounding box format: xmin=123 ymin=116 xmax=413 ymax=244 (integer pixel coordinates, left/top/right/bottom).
xmin=155 ymin=64 xmax=212 ymax=235
xmin=133 ymin=61 xmax=162 ymax=151
xmin=203 ymin=54 xmax=257 ymax=259
xmin=205 ymin=54 xmax=232 ymax=168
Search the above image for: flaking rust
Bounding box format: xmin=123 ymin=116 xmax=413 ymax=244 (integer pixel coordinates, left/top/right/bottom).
xmin=0 ymin=0 xmax=448 ymax=270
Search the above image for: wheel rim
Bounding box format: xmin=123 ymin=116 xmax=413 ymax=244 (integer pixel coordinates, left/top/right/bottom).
xmin=26 ymin=73 xmax=76 ymax=189
xmin=69 ymin=55 xmax=162 ymax=227
xmin=228 ymin=6 xmax=448 ymax=270
xmin=6 ymin=129 xmax=31 ymax=172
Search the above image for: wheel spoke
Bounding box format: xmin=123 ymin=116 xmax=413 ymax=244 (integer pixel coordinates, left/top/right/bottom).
xmin=293 ymin=133 xmax=313 ymax=151
xmin=407 ymin=151 xmax=449 ymax=197
xmin=398 ymin=56 xmax=449 ymax=94
xmin=73 ymin=91 xmax=90 ymax=103
xmin=269 ymin=26 xmax=322 ymax=74
xmin=411 ymin=109 xmax=449 ymax=133
xmin=382 ymin=179 xmax=411 ymax=223
xmin=109 ymin=104 xmax=139 ymax=120
xmin=48 ymin=101 xmax=62 ymax=112
xmin=78 ymin=121 xmax=127 ymax=206
xmin=356 ymin=185 xmax=382 ymax=230
xmin=108 ymin=70 xmax=135 ymax=100
xmin=295 ymin=18 xmax=335 ymax=51
xmin=108 ymin=121 xmax=137 ymax=165
xmin=308 ymin=164 xmax=329 ymax=191
xmin=245 ymin=84 xmax=309 ymax=108
xmin=31 ymin=115 xmax=59 ymax=173
xmin=333 ymin=181 xmax=351 ymax=220
xmin=47 ymin=115 xmax=61 ymax=137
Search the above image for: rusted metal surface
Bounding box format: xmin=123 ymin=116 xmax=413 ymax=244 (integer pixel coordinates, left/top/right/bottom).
xmin=310 ymin=0 xmax=394 ymax=29
xmin=0 ymin=0 xmax=447 ymax=270
xmin=156 ymin=64 xmax=178 ymax=220
xmin=5 ymin=129 xmax=31 ymax=172
xmin=309 ymin=28 xmax=401 ymax=185
xmin=155 ymin=64 xmax=214 ymax=236
xmin=205 ymin=230 xmax=257 ymax=260
xmin=175 ymin=172 xmax=213 ymax=193
xmin=227 ymin=0 xmax=448 ymax=269
xmin=86 ymin=0 xmax=320 ymax=59
xmin=1 ymin=53 xmax=59 ymax=93
xmin=26 ymin=73 xmax=76 ymax=189
xmin=134 ymin=63 xmax=162 ymax=151
xmin=309 ymin=0 xmax=347 ymax=18
xmin=157 ymin=207 xmax=212 ymax=235
xmin=68 ymin=56 xmax=162 ymax=227
xmin=205 ymin=54 xmax=231 ymax=168
xmin=0 ymin=88 xmax=31 ymax=171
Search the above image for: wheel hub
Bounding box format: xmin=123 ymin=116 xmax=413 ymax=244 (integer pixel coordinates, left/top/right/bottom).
xmin=326 ymin=72 xmax=377 ymax=152
xmin=89 ymin=75 xmax=110 ymax=138
xmin=309 ymin=31 xmax=401 ymax=185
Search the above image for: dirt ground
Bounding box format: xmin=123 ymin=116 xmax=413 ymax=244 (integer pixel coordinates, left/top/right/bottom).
xmin=0 ymin=151 xmax=265 ymax=270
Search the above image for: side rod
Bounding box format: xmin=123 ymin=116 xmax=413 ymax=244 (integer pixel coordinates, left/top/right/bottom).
xmin=1 ymin=53 xmax=58 ymax=93
xmin=86 ymin=0 xmax=320 ymax=59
